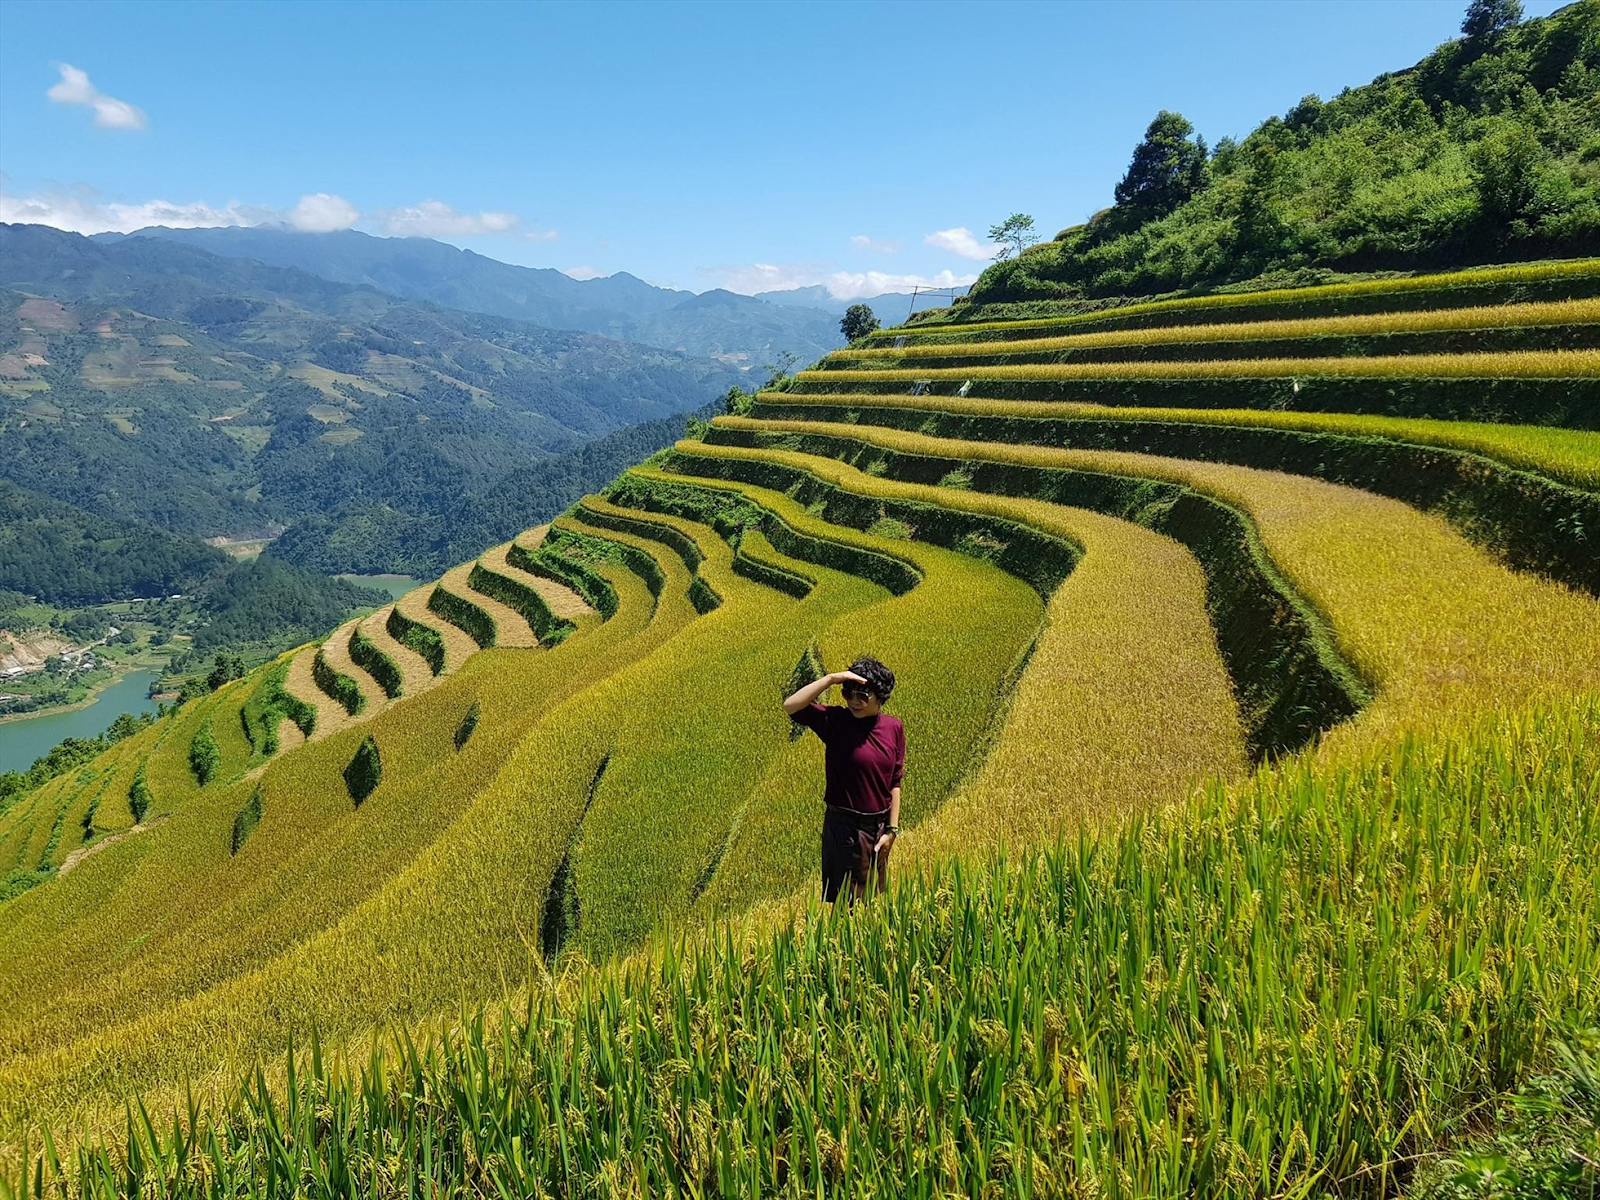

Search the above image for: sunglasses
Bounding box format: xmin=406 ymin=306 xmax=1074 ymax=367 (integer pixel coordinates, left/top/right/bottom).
xmin=840 ymin=684 xmax=875 ymax=701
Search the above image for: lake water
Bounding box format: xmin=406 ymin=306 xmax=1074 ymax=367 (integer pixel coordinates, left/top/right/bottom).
xmin=0 ymin=669 xmax=161 ymax=776
xmin=337 ymin=574 xmax=420 ymax=601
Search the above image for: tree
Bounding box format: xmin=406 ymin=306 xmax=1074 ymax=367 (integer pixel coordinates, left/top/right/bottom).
xmin=1461 ymin=0 xmax=1522 ymax=40
xmin=1470 ymin=122 xmax=1548 ymax=232
xmin=987 ymin=214 xmax=1038 ymax=260
xmin=206 ymin=653 xmax=245 ymax=692
xmin=1113 ymin=111 xmax=1208 ymax=225
xmin=840 ymin=304 xmax=880 ymax=343
xmin=762 ymin=350 xmax=802 ymax=391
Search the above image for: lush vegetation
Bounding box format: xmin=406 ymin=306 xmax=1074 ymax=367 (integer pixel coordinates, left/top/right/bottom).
xmin=0 ymin=227 xmax=742 ymax=575
xmin=186 ymin=720 xmax=219 ymax=786
xmin=0 ymin=713 xmax=154 ymax=818
xmin=310 ymin=647 xmax=365 ymax=717
xmin=342 ymin=736 xmax=381 ymax=806
xmin=5 ymin=11 xmax=1600 ymax=1192
xmin=3 ymin=246 xmax=1597 ymax=1195
xmin=23 ymin=700 xmax=1599 ymax=1198
xmin=346 ymin=626 xmax=403 ymax=701
xmin=0 ymin=481 xmax=227 ymax=605
xmin=238 ymin=659 xmax=317 ymax=758
xmin=229 ymin=787 xmax=262 ymax=855
xmin=426 ymin=586 xmax=496 ymax=651
xmin=0 ymin=477 xmax=389 ymax=713
xmin=963 ymin=2 xmax=1600 ymax=307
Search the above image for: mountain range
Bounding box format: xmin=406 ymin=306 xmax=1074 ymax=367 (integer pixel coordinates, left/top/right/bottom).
xmin=0 ymin=220 xmax=954 ymax=586
xmin=94 ymin=226 xmax=940 ymax=366
xmin=0 ymin=223 xmax=742 ymax=573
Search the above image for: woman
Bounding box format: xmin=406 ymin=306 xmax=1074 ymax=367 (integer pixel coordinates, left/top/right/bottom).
xmin=782 ymin=656 xmax=904 ymax=904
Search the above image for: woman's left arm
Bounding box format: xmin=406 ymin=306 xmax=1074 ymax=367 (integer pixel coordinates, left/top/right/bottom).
xmin=877 ymin=725 xmax=905 ymax=854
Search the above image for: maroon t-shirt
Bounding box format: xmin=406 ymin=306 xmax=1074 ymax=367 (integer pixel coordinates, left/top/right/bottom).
xmin=792 ymin=702 xmax=905 ymax=814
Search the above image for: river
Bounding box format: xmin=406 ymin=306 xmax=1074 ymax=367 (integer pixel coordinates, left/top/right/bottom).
xmin=337 ymin=574 xmax=420 ymax=601
xmin=0 ymin=669 xmax=162 ymax=776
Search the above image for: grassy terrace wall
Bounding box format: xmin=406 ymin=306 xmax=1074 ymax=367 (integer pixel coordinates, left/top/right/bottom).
xmin=683 ymin=434 xmax=1364 ymax=758
xmin=186 ymin=721 xmax=219 ymax=786
xmin=311 ymin=647 xmax=365 ymax=716
xmin=666 ymin=451 xmax=1075 ymax=599
xmin=897 ymin=259 xmax=1600 ymax=334
xmin=546 ymin=525 xmax=667 ymax=602
xmin=239 ymin=658 xmax=317 ymax=756
xmin=572 ymin=500 xmax=706 ymax=571
xmin=754 ymin=399 xmax=1600 ymax=596
xmin=610 ymin=471 xmax=927 ymax=598
xmin=731 ymin=529 xmax=816 ymax=598
xmin=579 ymin=493 xmax=824 ymax=606
xmin=842 ymin=324 xmax=1600 ymax=366
xmin=564 ymin=503 xmax=722 ymax=613
xmin=507 ymin=538 xmax=622 ymax=619
xmin=427 ymin=586 xmax=497 ymax=650
xmin=347 ymin=626 xmax=404 ymax=699
xmin=385 ymin=606 xmax=446 ymax=676
xmin=467 ymin=562 xmax=575 ymax=646
xmin=229 ymin=788 xmax=262 ymax=856
xmin=791 ymin=366 xmax=1600 ymax=430
xmin=853 ymin=296 xmax=1600 ymax=355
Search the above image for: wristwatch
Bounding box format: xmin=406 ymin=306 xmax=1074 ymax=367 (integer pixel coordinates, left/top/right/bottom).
xmin=887 ymin=825 xmax=900 ymax=835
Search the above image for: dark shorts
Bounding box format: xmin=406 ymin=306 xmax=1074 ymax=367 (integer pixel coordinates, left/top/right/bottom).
xmin=821 ymin=806 xmax=891 ymax=903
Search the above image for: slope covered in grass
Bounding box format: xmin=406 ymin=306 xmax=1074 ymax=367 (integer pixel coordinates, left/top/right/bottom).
xmin=32 ymin=698 xmax=1599 ymax=1198
xmin=4 ymin=255 xmax=1600 ymax=1195
xmin=962 ymin=1 xmax=1599 ymax=305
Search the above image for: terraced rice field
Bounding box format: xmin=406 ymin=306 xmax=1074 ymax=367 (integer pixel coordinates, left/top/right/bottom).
xmin=278 ymin=525 xmax=592 ymax=742
xmin=5 ymin=259 xmax=1600 ymax=1195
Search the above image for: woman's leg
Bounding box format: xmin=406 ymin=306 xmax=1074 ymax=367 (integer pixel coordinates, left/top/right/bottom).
xmin=820 ymin=809 xmax=851 ymax=904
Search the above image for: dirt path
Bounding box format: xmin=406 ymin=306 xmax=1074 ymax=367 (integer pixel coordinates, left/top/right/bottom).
xmin=493 ymin=532 xmax=594 ymax=620
xmin=439 ymin=562 xmax=538 ymax=648
xmin=275 ymin=716 xmax=306 ymax=756
xmin=59 ymin=816 xmax=170 ymax=877
xmin=282 ymin=643 xmax=354 ymax=743
xmin=357 ymin=606 xmax=435 ymax=696
xmin=392 ymin=585 xmax=477 ymax=674
xmin=319 ymin=618 xmax=388 ymax=716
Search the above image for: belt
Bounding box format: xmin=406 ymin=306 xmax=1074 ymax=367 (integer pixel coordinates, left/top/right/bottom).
xmin=825 ymin=805 xmax=889 ymax=826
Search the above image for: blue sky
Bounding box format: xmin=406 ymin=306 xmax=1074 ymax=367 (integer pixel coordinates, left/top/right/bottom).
xmin=0 ymin=0 xmax=1566 ymax=297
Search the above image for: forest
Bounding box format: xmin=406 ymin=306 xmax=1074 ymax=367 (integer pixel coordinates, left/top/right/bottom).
xmin=966 ymin=0 xmax=1599 ymax=306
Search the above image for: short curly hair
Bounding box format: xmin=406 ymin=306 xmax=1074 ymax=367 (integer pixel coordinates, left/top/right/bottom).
xmin=849 ymin=656 xmax=896 ymax=704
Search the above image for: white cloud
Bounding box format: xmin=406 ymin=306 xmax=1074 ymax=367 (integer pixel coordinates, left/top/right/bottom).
xmin=289 ymin=192 xmax=360 ymax=232
xmin=924 ymin=226 xmax=1000 ymax=261
xmin=0 ymin=189 xmax=270 ymax=234
xmin=46 ymin=64 xmax=147 ymax=130
xmin=849 ymin=234 xmax=900 ymax=254
xmin=373 ymin=200 xmax=533 ymax=238
xmin=0 ymin=185 xmax=551 ymax=245
xmin=563 ymin=265 xmax=603 ymax=280
xmin=823 ymin=268 xmax=977 ymax=301
xmin=707 ymin=262 xmax=977 ymax=301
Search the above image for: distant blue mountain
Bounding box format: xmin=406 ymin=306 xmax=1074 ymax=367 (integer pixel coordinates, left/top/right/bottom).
xmin=99 ymin=226 xmax=857 ymax=366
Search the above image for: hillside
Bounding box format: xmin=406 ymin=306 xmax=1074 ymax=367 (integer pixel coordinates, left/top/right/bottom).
xmin=0 ymin=480 xmax=230 ymax=606
xmin=963 ymin=0 xmax=1599 ymax=309
xmin=0 ymin=225 xmax=742 ymax=566
xmin=0 ymin=479 xmax=389 ymax=716
xmin=1 ymin=251 xmax=1596 ymax=1194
